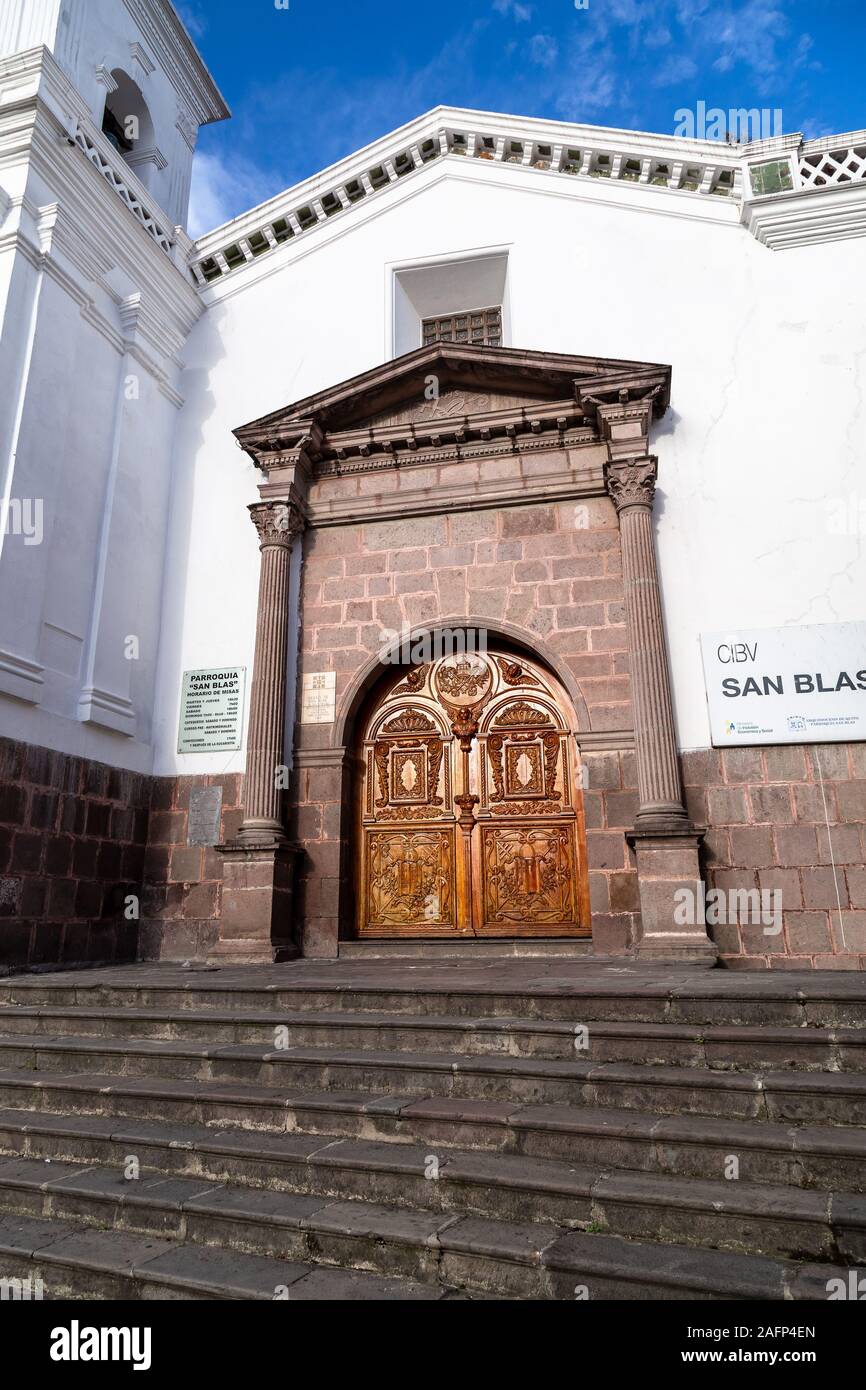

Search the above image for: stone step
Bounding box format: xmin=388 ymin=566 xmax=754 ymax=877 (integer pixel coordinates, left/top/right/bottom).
xmin=4 ymin=971 xmax=866 ymax=1028
xmin=0 ymin=1209 xmax=451 ymax=1300
xmin=2 ymin=1095 xmax=866 ymax=1207
xmin=1 ymin=1034 xmax=864 ymax=1124
xmin=7 ymin=1067 xmax=866 ymax=1188
xmin=2 ymin=963 xmax=865 ymax=1301
xmin=338 ymin=940 xmax=597 ymax=959
xmin=0 ymin=1155 xmax=859 ymax=1288
xmin=3 ymin=1005 xmax=865 ymax=1071
xmin=0 ymin=1205 xmax=836 ymax=1303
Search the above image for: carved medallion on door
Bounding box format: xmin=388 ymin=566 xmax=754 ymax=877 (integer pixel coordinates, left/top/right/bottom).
xmin=355 ymin=648 xmax=590 ymax=937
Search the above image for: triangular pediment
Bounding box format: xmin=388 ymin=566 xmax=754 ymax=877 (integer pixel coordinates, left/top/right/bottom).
xmin=234 ymin=342 xmax=671 ymax=468
xmin=363 ymin=384 xmax=551 ymax=429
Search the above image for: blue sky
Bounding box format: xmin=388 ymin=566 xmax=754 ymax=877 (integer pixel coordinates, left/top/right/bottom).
xmin=177 ymin=0 xmax=866 ymax=237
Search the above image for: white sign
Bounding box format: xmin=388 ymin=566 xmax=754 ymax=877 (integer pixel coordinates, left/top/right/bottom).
xmin=178 ymin=668 xmax=246 ymax=753
xmin=300 ymin=671 xmax=337 ymax=724
xmin=700 ymin=623 xmax=866 ymax=747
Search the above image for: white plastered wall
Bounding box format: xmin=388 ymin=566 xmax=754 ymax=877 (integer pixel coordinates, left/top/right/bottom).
xmin=153 ymin=159 xmax=866 ymax=774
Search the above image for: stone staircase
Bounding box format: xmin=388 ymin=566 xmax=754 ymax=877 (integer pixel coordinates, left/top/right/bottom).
xmin=0 ymin=959 xmax=864 ymax=1301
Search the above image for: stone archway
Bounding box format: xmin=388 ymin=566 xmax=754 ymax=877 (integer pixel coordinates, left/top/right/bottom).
xmin=333 ymin=615 xmax=592 ymax=749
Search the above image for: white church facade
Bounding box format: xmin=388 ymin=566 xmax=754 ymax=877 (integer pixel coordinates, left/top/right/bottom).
xmin=1 ymin=0 xmax=865 ymax=974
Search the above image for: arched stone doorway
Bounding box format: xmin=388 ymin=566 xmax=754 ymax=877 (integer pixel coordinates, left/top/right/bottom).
xmin=218 ymin=343 xmax=716 ymax=966
xmin=352 ymin=641 xmax=590 ymax=939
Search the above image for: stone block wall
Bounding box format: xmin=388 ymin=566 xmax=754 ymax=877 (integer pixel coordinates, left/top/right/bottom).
xmin=0 ymin=737 xmax=150 ymax=969
xmin=0 ymin=732 xmax=244 ymax=971
xmin=2 ymin=730 xmax=865 ymax=969
xmin=580 ymin=748 xmax=640 ymax=954
xmin=138 ymin=773 xmax=244 ymax=962
xmin=289 ymin=752 xmax=349 ymax=958
xmin=684 ymin=743 xmax=866 ymax=969
xmin=298 ymin=496 xmax=632 ymax=737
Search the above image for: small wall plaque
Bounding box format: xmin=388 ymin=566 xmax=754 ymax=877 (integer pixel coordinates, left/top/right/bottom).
xmin=188 ymin=786 xmax=223 ymax=846
xmin=301 ymin=671 xmax=337 ymax=724
xmin=178 ymin=668 xmax=246 ymax=754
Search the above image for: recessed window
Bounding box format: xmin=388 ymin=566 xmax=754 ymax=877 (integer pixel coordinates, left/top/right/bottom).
xmin=392 ymin=251 xmax=509 ymax=357
xmin=422 ymin=305 xmax=503 ymax=348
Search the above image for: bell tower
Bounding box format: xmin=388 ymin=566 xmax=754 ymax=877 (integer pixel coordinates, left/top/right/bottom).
xmin=0 ymin=0 xmax=229 ymax=229
xmin=0 ymin=4 xmax=228 ymax=803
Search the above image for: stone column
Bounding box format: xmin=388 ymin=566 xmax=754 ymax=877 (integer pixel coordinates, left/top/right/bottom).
xmin=238 ymin=500 xmax=302 ymax=844
xmin=607 ymin=458 xmax=689 ymax=829
xmin=606 ymin=457 xmax=716 ymax=965
xmin=214 ymin=500 xmax=304 ymax=963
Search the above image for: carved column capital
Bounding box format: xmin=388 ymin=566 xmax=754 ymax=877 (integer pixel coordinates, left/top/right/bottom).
xmin=248 ymin=500 xmax=305 ymax=549
xmin=605 ymin=456 xmax=658 ymax=514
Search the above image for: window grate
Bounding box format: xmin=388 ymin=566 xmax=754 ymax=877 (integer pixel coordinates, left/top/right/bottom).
xmin=422 ymin=305 xmax=503 ymax=348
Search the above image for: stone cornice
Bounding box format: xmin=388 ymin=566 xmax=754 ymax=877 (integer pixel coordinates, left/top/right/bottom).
xmin=743 ymin=181 xmax=866 ymax=249
xmin=120 ymin=0 xmax=230 ymax=127
xmin=233 ymin=343 xmax=672 ymax=476
xmin=320 ymin=399 xmax=588 ymax=469
xmin=576 ymin=728 xmax=635 ymax=752
xmin=315 ymin=420 xmax=597 ymax=476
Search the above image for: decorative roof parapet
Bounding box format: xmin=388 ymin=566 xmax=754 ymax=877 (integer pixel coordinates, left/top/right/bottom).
xmin=188 ymin=108 xmax=866 ymax=288
xmin=739 ymin=130 xmax=866 ymax=247
xmin=188 ymin=109 xmax=745 ymax=289
xmin=799 ymin=132 xmax=866 ymax=189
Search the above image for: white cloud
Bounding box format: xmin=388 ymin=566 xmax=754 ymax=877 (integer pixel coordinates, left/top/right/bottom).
xmin=529 ymin=34 xmax=559 ymax=68
xmin=697 ymin=0 xmax=789 ymax=87
xmin=651 ymin=54 xmax=699 ymax=87
xmin=799 ymin=114 xmax=835 ymax=139
xmin=556 ymin=64 xmax=618 ymax=120
xmin=492 ymin=0 xmax=533 ymax=22
xmin=187 ymin=150 xmax=279 ymax=238
xmin=645 ymin=26 xmax=673 ymax=49
xmin=794 ymin=33 xmax=821 ymax=72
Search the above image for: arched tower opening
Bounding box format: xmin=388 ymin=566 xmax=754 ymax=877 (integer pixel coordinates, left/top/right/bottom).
xmin=101 ymin=69 xmax=156 ymax=185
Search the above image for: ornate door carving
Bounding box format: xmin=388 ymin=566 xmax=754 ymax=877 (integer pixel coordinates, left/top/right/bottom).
xmin=356 ymin=649 xmax=589 ymax=937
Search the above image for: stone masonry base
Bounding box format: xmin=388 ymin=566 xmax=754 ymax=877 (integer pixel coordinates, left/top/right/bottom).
xmin=0 ymin=734 xmax=864 ymax=970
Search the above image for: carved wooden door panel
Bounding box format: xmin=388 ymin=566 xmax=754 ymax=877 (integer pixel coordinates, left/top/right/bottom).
xmin=356 ymin=651 xmax=589 ymax=938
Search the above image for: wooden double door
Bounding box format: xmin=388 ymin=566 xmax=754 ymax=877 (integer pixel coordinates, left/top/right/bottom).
xmin=355 ymin=648 xmax=590 ymax=938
